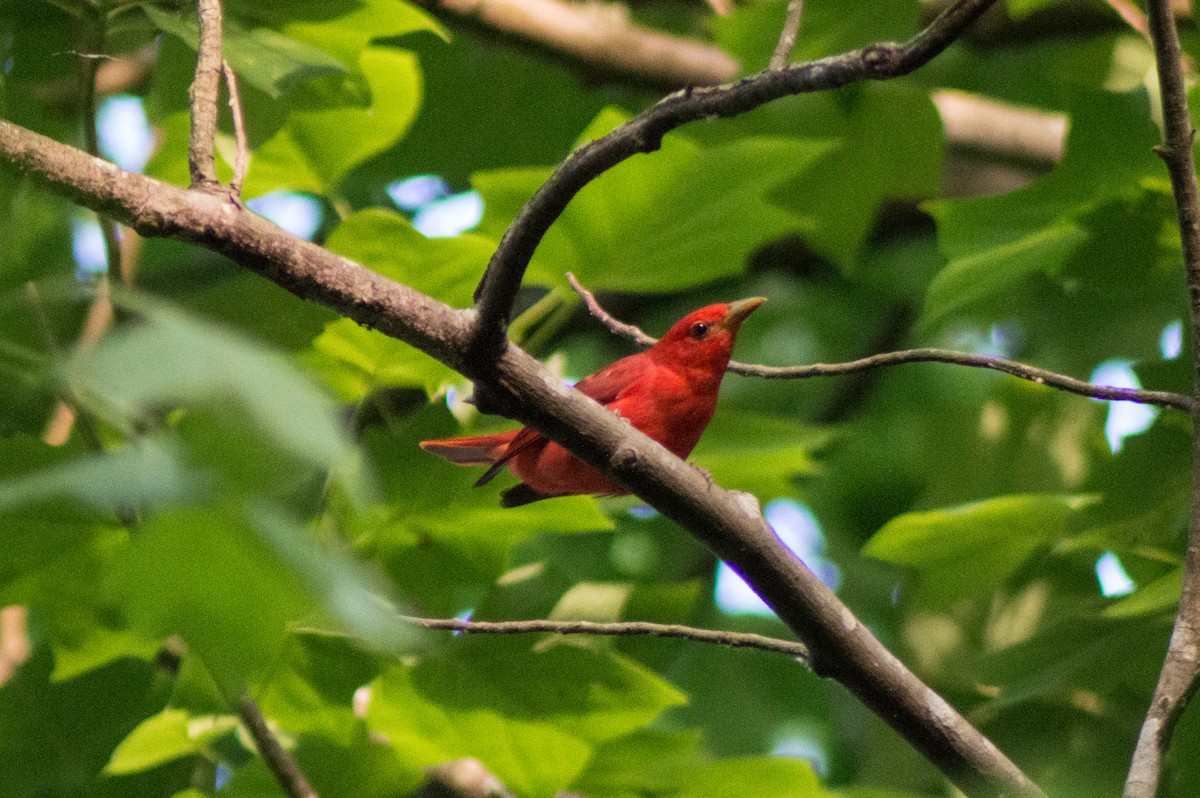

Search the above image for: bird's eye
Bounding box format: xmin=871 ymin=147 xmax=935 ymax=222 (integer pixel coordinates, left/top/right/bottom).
xmin=689 ymin=321 xmax=710 ymax=339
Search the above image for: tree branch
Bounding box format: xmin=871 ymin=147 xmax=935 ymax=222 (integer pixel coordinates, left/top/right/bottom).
xmin=0 ymin=119 xmax=1043 ymax=797
xmin=187 ymin=0 xmax=224 ymax=191
xmin=770 ymin=0 xmax=805 ymax=70
xmin=238 ymin=695 xmax=319 ymax=798
xmin=566 ymin=273 xmax=1194 ymax=413
xmin=222 ymin=60 xmax=248 ymax=202
xmin=1125 ymin=2 xmax=1200 ymax=797
xmin=402 ymin=616 xmax=811 ymax=661
xmin=416 ymin=0 xmax=739 ymax=87
xmin=469 ymin=0 xmax=1002 ymax=366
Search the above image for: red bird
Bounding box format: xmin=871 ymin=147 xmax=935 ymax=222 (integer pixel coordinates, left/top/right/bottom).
xmin=419 ymin=297 xmax=766 ymax=507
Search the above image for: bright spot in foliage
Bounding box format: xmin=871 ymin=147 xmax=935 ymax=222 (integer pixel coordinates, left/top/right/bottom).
xmin=771 ymin=729 xmax=828 ymax=776
xmin=1095 ymin=551 xmax=1135 ymax=597
xmin=387 ymin=174 xmax=450 ymax=210
xmin=1161 ymin=320 xmax=1183 ymax=360
xmin=413 ymin=191 xmax=484 ymax=237
xmin=1088 ymin=360 xmax=1157 ymax=453
xmin=71 ymin=217 xmax=106 ymax=275
xmin=247 ymin=192 xmax=323 ymax=240
xmin=715 ymin=499 xmax=839 ymax=617
xmin=98 ymin=95 xmax=154 ymax=172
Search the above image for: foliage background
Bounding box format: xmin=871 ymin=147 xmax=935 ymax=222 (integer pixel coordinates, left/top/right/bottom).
xmin=1 ymin=0 xmax=1197 ymax=796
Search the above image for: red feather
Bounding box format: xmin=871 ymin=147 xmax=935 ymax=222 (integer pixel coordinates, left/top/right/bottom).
xmin=420 ymin=297 xmax=765 ymax=506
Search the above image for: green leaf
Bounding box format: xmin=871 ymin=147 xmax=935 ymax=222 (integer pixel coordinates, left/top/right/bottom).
xmin=142 ymin=6 xmax=349 ymax=98
xmin=475 ymin=107 xmax=831 ymax=293
xmin=256 ymin=631 xmax=383 ymax=745
xmin=1104 ymin=568 xmax=1182 ymax=619
xmin=923 ymin=89 xmax=1163 ymax=326
xmin=273 ymin=0 xmax=449 ymax=67
xmin=105 ymin=707 xmax=237 ymax=775
xmin=0 ymin=436 xmax=198 ymax=515
xmin=326 ymin=209 xmax=489 ymax=308
xmin=863 ymin=494 xmax=1095 ymax=607
xmin=922 ymin=222 xmax=1088 ymax=325
xmin=672 ymin=756 xmax=830 ymax=798
xmin=366 ymin=639 xmax=685 ymax=797
xmin=68 ymin=296 xmax=354 ymax=483
xmin=304 ymin=317 xmax=459 ymax=400
xmin=244 ymin=46 xmax=422 ymax=197
xmin=692 ymin=412 xmax=828 ymax=498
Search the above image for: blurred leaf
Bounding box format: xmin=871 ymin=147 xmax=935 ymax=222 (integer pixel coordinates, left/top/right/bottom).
xmin=325 ymin=208 xmax=488 ymax=308
xmin=864 ymin=494 xmax=1095 ymax=607
xmin=244 ymin=46 xmax=422 ymax=197
xmin=475 ymin=107 xmax=831 ymax=293
xmin=142 ymin=6 xmax=348 ymax=98
xmin=1104 ymin=568 xmax=1182 ymax=619
xmin=367 ymin=638 xmax=685 ymax=796
xmin=0 ymin=435 xmax=199 ymax=515
xmin=923 ymin=89 xmax=1163 ymax=327
xmin=671 ymin=756 xmax=830 ymax=798
xmin=0 ymin=650 xmax=167 ymax=798
xmin=105 ymin=707 xmax=237 ymax=775
xmin=304 ymin=317 xmax=458 ymax=400
xmin=256 ymin=631 xmax=383 ymax=745
xmin=692 ymin=411 xmax=828 ymax=497
xmin=68 ymin=295 xmax=354 ymax=484
xmin=573 ymin=728 xmax=704 ymax=796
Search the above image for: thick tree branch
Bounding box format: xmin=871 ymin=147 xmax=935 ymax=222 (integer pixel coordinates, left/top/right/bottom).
xmin=402 ymin=616 xmax=811 ymax=661
xmin=1125 ymin=2 xmax=1200 ymax=797
xmin=567 ymin=273 xmax=1194 ymax=413
xmin=469 ymin=0 xmax=1001 ymax=364
xmin=0 ymin=120 xmax=1042 ymax=798
xmin=238 ymin=696 xmax=319 ymax=798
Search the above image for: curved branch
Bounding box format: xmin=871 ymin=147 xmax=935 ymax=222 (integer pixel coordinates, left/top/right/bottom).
xmin=0 ymin=119 xmax=1042 ymax=798
xmin=567 ymin=273 xmax=1195 ymax=413
xmin=1125 ymin=3 xmax=1200 ymax=797
xmin=469 ymin=0 xmax=1003 ymax=362
xmin=402 ymin=616 xmax=811 ymax=661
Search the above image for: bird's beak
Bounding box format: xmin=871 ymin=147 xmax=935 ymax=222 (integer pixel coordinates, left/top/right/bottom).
xmin=721 ymin=297 xmax=767 ymax=332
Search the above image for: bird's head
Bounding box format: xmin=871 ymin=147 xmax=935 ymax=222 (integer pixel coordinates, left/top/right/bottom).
xmin=653 ymin=297 xmax=766 ymax=368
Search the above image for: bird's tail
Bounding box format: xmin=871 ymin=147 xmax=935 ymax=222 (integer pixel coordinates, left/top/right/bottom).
xmin=418 ymin=431 xmax=517 ymax=466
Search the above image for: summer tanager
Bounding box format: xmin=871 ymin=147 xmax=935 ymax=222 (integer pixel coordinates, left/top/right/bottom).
xmin=419 ymin=297 xmax=765 ymax=507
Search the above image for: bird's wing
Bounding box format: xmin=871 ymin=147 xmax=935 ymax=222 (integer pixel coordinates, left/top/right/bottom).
xmin=572 ymin=353 xmax=650 ymax=406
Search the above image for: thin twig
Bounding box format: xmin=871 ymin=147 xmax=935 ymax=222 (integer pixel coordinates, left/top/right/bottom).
xmin=566 ymin=273 xmax=1194 ymax=413
xmin=222 ymin=60 xmax=248 ymax=202
xmin=43 ymin=19 xmax=122 ymax=448
xmin=187 ymin=0 xmax=224 ymax=190
xmin=469 ymin=0 xmax=1002 ymax=369
xmin=770 ymin=0 xmax=805 ymax=70
xmin=237 ymin=696 xmax=319 ymax=798
xmin=1125 ymin=2 xmax=1200 ymax=797
xmin=402 ymin=616 xmax=811 ymax=661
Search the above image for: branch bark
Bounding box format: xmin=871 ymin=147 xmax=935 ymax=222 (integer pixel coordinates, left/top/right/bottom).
xmin=187 ymin=0 xmax=224 ymax=191
xmin=469 ymin=0 xmax=1003 ymax=363
xmin=0 ymin=117 xmax=1042 ymax=798
xmin=567 ymin=273 xmax=1193 ymax=412
xmin=238 ymin=696 xmax=319 ymax=798
xmin=401 ymin=616 xmax=811 ymax=661
xmin=1125 ymin=2 xmax=1200 ymax=796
